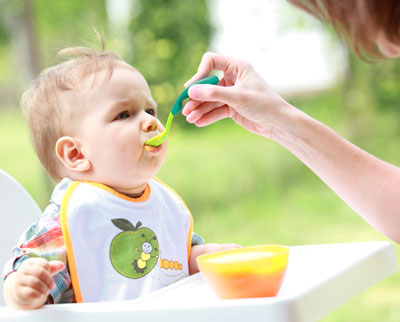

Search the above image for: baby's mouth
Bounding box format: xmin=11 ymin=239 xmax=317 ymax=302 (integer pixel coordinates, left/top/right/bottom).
xmin=144 ymin=144 xmax=162 ymax=152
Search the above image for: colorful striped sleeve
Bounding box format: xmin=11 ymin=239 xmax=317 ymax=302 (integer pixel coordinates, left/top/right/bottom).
xmin=2 ymin=203 xmax=72 ymax=303
xmin=191 ymin=232 xmax=205 ymax=246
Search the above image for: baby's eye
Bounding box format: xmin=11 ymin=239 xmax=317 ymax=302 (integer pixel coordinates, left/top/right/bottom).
xmin=145 ymin=108 xmax=156 ymax=116
xmin=116 ymin=111 xmax=130 ymax=120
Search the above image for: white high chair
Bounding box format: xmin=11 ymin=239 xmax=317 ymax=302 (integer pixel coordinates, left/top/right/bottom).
xmin=0 ymin=169 xmax=397 ymax=321
xmin=0 ymin=169 xmax=42 ymax=306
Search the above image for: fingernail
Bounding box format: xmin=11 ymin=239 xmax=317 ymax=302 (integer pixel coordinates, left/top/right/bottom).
xmin=189 ymin=86 xmax=200 ymax=100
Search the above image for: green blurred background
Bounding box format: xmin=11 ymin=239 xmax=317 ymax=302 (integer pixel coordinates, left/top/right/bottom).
xmin=0 ymin=0 xmax=399 ymax=320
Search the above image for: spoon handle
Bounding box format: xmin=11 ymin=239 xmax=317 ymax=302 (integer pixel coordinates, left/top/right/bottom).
xmin=171 ymin=75 xmax=220 ymax=115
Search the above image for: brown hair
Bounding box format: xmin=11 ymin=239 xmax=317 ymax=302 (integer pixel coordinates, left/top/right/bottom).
xmin=21 ymin=47 xmax=123 ymax=180
xmin=289 ymin=0 xmax=400 ymax=58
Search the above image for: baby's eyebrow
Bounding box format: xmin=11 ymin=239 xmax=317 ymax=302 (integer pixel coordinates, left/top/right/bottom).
xmin=148 ymin=98 xmax=157 ymax=109
xmin=110 ymin=98 xmax=136 ymax=111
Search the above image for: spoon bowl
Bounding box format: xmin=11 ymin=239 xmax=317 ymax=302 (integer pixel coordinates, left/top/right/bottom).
xmin=145 ymin=75 xmax=219 ymax=147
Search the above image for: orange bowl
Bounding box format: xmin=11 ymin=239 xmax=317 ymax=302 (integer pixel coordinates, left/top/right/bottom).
xmin=196 ymin=245 xmax=289 ymax=299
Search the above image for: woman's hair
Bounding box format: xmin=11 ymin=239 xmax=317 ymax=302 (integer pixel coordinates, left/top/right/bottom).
xmin=21 ymin=46 xmax=123 ymax=180
xmin=289 ymin=0 xmax=400 ymax=58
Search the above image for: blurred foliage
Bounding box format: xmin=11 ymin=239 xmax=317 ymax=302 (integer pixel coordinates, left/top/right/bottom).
xmin=0 ymin=0 xmax=108 ymax=107
xmin=352 ymin=55 xmax=400 ymax=116
xmin=33 ymin=0 xmax=108 ymax=65
xmin=127 ymin=0 xmax=212 ymax=123
xmin=289 ymin=53 xmax=400 ymax=167
xmin=0 ymin=19 xmax=9 ymax=44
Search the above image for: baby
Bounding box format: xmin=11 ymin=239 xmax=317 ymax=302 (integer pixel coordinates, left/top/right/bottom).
xmin=3 ymin=46 xmax=238 ymax=309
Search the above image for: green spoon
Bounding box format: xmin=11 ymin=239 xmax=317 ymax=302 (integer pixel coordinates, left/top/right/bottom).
xmin=145 ymin=75 xmax=220 ymax=147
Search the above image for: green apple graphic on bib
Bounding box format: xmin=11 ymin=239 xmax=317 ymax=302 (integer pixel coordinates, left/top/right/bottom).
xmin=110 ymin=219 xmax=159 ymax=279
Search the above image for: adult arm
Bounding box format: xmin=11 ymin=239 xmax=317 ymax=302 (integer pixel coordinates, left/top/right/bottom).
xmin=183 ymin=52 xmax=400 ymax=244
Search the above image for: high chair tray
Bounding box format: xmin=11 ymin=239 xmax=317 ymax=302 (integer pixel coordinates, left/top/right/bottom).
xmin=0 ymin=241 xmax=396 ymax=322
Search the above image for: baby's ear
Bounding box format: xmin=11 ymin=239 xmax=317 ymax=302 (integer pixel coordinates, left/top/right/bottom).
xmin=55 ymin=136 xmax=91 ymax=173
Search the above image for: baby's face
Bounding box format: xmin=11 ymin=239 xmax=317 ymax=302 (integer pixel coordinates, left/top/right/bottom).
xmin=75 ymin=63 xmax=167 ymax=196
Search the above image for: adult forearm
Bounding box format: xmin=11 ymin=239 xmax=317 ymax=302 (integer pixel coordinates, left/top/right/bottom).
xmin=184 ymin=52 xmax=400 ymax=243
xmin=273 ymin=105 xmax=400 ymax=243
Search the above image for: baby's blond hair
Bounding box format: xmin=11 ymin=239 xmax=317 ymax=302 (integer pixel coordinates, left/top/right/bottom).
xmin=21 ymin=46 xmax=123 ymax=181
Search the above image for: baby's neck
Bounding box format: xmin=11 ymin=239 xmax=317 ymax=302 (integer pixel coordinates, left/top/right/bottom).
xmin=113 ymin=182 xmax=148 ymax=199
xmin=66 ymin=173 xmax=148 ymax=199
xmin=122 ymin=189 xmax=145 ymax=198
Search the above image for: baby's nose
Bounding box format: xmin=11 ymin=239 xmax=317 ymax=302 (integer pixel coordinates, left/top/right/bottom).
xmin=143 ymin=117 xmax=158 ymax=132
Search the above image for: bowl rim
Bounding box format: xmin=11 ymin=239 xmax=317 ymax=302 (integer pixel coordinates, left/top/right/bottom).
xmin=197 ymin=244 xmax=289 ymax=261
xmin=196 ymin=244 xmax=289 ymax=274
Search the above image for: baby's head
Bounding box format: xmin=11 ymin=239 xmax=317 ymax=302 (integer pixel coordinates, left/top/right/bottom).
xmin=22 ymin=46 xmax=167 ymax=196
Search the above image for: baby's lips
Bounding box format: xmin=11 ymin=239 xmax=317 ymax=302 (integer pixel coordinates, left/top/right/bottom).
xmin=144 ymin=145 xmax=155 ymax=151
xmin=144 ymin=144 xmax=163 ymax=153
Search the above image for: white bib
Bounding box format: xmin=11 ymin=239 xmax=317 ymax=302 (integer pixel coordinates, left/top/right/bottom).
xmin=60 ymin=179 xmax=193 ymax=303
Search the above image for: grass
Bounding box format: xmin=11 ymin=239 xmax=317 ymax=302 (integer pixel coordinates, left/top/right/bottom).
xmin=0 ymin=109 xmax=399 ymax=321
xmin=0 ymin=110 xmax=54 ymax=207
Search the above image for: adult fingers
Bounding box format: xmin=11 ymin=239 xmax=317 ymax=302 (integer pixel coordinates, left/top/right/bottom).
xmin=184 ymin=52 xmax=235 ymax=87
xmin=188 ymin=84 xmax=241 ymax=107
xmin=182 ymin=99 xmax=201 ymax=116
xmin=184 ymin=52 xmax=216 ymax=87
xmin=182 ymin=75 xmax=231 ymax=116
xmin=193 ymin=105 xmax=231 ymax=127
xmin=185 ymin=101 xmax=225 ymax=123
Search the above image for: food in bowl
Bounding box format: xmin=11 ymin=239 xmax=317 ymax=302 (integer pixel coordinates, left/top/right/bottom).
xmin=196 ymin=245 xmax=289 ymax=299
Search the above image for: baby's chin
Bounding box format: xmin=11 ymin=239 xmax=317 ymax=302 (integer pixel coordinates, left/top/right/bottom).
xmin=131 ymin=163 xmax=164 ymax=185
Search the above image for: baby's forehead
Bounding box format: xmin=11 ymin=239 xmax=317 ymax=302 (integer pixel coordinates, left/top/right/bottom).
xmin=75 ymin=60 xmax=132 ymax=88
xmin=82 ymin=61 xmax=147 ymax=91
xmin=51 ymin=60 xmax=155 ymax=116
xmin=75 ymin=63 xmax=156 ymax=108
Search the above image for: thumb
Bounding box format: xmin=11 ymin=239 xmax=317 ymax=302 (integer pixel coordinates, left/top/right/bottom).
xmin=49 ymin=260 xmax=65 ymax=275
xmin=188 ymin=84 xmax=240 ymax=106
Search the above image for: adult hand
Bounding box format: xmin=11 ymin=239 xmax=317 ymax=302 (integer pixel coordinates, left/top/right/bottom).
xmin=183 ymin=52 xmax=292 ymax=139
xmin=4 ymin=258 xmax=64 ymax=310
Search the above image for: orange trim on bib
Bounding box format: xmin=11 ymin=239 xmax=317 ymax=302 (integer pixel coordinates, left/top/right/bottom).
xmin=84 ymin=181 xmax=151 ymax=202
xmin=60 ymin=181 xmax=83 ymax=303
xmin=153 ymin=177 xmax=193 ymax=260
